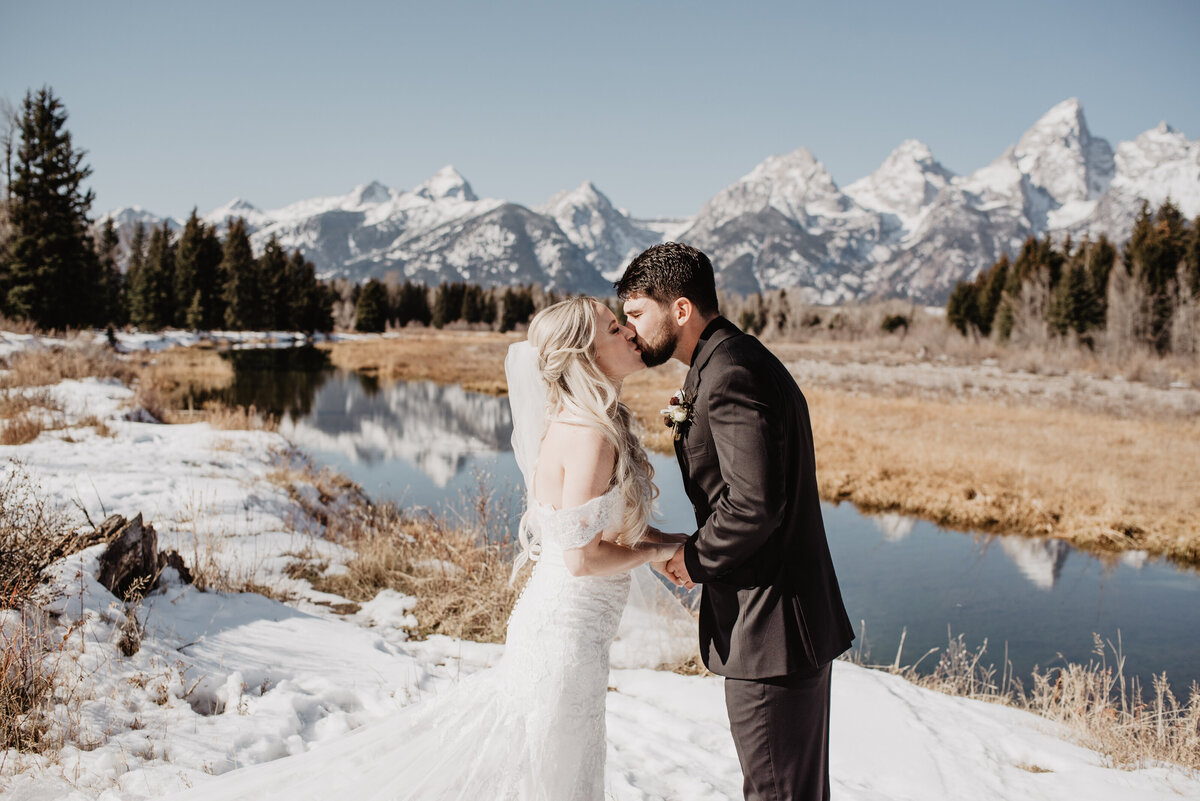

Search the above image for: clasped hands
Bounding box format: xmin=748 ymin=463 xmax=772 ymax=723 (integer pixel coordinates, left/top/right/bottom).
xmin=644 ymin=526 xmax=695 ymax=589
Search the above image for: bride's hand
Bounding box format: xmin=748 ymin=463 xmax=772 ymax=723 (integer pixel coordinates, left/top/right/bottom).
xmin=644 ymin=542 xmax=680 ymax=570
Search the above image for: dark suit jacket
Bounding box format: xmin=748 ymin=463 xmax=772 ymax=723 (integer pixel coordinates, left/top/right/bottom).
xmin=678 ymin=317 xmax=854 ymax=680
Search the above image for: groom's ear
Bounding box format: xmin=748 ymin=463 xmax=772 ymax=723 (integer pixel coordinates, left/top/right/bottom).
xmin=671 ymin=297 xmax=694 ymax=328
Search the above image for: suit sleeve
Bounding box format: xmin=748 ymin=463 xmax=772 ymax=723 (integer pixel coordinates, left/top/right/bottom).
xmin=682 ymin=359 xmax=786 ymax=583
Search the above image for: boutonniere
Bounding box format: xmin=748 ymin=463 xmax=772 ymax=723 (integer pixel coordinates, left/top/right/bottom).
xmin=660 ymin=388 xmax=695 ymax=441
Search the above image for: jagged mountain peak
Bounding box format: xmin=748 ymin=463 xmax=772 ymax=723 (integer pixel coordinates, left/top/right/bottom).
xmin=845 ymin=139 xmax=954 ymax=225
xmin=698 ymin=146 xmax=846 ymax=229
xmin=348 ymin=180 xmax=393 ymax=206
xmin=414 ymin=165 xmax=477 ymax=202
xmin=224 ymin=197 xmax=262 ymax=212
xmin=203 ymin=197 xmax=271 ymax=230
xmin=1015 ymin=98 xmax=1113 ymax=204
xmin=747 ymin=147 xmax=831 ymax=183
xmin=537 ymin=180 xmax=615 ymax=215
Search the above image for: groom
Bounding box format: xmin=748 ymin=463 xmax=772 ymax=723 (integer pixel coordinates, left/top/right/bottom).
xmin=617 ymin=243 xmax=854 ymax=801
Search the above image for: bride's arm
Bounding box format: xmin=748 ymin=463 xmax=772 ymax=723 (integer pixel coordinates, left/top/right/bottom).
xmin=642 ymin=525 xmax=689 ymax=545
xmin=554 ymin=425 xmax=673 ymax=577
xmin=564 ymin=537 xmax=677 ymax=577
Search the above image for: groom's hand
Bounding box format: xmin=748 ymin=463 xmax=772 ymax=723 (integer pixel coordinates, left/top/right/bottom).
xmin=666 ymin=547 xmax=694 ymax=589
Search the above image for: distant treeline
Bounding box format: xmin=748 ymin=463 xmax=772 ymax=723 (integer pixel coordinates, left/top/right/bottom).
xmin=346 ymin=278 xmax=564 ymax=333
xmin=121 ymin=216 xmax=334 ymax=333
xmin=947 ymin=200 xmax=1200 ymax=355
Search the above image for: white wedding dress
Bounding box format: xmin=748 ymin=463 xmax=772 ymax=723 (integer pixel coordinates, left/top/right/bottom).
xmin=165 ymin=486 xmax=638 ymax=801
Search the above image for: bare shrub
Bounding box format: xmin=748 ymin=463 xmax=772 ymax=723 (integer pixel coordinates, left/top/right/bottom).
xmin=0 ymin=605 xmax=63 ymax=754
xmin=0 ymin=462 xmax=81 ymax=605
xmin=1170 ymin=275 xmax=1198 ymax=358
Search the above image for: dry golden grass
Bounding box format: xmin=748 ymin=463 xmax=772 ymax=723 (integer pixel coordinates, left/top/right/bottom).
xmin=269 ymin=450 xmax=523 ymax=642
xmin=129 ymin=346 xmax=234 ymax=419
xmin=305 ymin=506 xmax=523 ymax=643
xmin=320 ymin=331 xmax=521 ymax=395
xmin=160 ymin=400 xmax=278 ymax=431
xmin=0 ymin=340 xmax=136 ymax=389
xmin=806 ymin=389 xmax=1200 ymax=564
xmin=0 ymin=388 xmax=62 ymax=420
xmin=0 ymin=415 xmax=46 ymax=446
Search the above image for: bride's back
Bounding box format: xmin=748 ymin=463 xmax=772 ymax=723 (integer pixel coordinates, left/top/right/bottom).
xmin=534 ymin=420 xmax=616 ymax=512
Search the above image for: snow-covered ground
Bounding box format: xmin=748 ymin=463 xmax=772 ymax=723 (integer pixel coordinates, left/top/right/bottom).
xmin=2 ymin=361 xmax=1198 ymax=799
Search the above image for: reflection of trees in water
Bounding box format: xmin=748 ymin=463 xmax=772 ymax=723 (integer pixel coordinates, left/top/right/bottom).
xmin=355 ymin=371 xmax=381 ymax=398
xmin=188 ymin=346 xmax=337 ymax=419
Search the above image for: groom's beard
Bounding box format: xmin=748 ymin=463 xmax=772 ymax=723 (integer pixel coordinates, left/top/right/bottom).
xmin=636 ymin=322 xmax=677 ymax=368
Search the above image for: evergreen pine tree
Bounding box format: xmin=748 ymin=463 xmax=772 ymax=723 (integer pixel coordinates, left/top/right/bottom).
xmin=96 ymin=217 xmax=124 ymax=326
xmin=1124 ymin=201 xmax=1185 ymax=353
xmin=257 ymin=236 xmax=287 ymax=330
xmin=196 ymin=224 xmax=224 ymax=329
xmin=1 ymin=87 xmax=104 ymax=328
xmin=1087 ymin=235 xmax=1116 ymax=328
xmin=125 ymin=222 xmax=151 ymax=328
xmin=1186 ymin=215 xmax=1200 ymax=298
xmin=499 ymin=288 xmax=520 ymax=332
xmin=461 ymin=284 xmax=484 ymax=324
xmin=480 ymin=290 xmax=496 ymax=326
xmin=947 ymin=282 xmax=980 ymax=336
xmin=220 ymin=218 xmax=257 ymax=330
xmin=185 ymin=289 xmax=205 ymax=330
xmin=173 ymin=210 xmax=205 ymax=327
xmin=977 ymin=254 xmax=1009 ymax=336
xmin=355 ymin=278 xmax=386 ymax=332
xmin=135 ymin=223 xmax=175 ymax=330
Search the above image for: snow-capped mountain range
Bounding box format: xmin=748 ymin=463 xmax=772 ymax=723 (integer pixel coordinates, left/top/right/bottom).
xmin=101 ymin=99 xmax=1199 ymax=304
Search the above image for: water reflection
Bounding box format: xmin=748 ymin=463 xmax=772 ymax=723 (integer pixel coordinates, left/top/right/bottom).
xmin=281 ymin=379 xmax=513 ymax=487
xmin=870 ymin=513 xmax=916 ymax=543
xmin=996 ymin=537 xmax=1072 ymax=590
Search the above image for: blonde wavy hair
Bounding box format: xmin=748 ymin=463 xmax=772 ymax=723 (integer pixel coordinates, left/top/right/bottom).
xmin=526 ymin=296 xmax=657 ymax=546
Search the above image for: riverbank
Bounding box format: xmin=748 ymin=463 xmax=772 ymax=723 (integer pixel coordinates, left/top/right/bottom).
xmin=2 ymin=345 xmax=1198 ymax=797
xmin=323 ymin=329 xmax=1200 ymax=566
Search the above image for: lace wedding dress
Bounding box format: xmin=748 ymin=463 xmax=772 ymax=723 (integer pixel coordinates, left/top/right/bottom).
xmin=165 ymin=486 xmax=632 ymax=801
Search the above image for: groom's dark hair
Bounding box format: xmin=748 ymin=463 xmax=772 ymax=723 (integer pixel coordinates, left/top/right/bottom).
xmin=614 ymin=242 xmax=720 ymax=316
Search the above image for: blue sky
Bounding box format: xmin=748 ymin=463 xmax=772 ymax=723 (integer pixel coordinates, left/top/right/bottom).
xmin=2 ymin=0 xmax=1197 ymax=220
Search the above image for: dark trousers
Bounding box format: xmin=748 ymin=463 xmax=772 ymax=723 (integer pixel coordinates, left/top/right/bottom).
xmin=723 ymin=662 xmax=832 ymax=801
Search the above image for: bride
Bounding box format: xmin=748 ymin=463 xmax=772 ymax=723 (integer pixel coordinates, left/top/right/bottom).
xmin=166 ymin=296 xmax=683 ymax=801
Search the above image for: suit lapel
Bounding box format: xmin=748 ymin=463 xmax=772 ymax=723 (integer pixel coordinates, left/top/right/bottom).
xmin=676 ymin=317 xmax=740 ymax=474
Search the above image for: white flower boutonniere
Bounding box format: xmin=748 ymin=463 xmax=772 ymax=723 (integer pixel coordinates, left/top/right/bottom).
xmin=660 ymin=388 xmax=695 ymax=441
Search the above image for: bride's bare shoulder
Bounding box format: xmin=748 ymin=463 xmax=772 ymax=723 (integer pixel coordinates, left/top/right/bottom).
xmin=541 ymin=421 xmax=615 ymax=499
xmin=542 ymin=420 xmax=613 ymax=460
